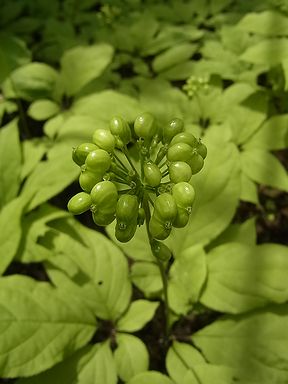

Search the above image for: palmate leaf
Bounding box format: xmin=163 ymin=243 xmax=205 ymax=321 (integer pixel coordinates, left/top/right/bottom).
xmin=192 ymin=304 xmax=288 ymax=383
xmin=200 ymin=243 xmax=288 ymax=314
xmin=0 ymin=275 xmax=96 ymax=378
xmin=17 ymin=342 xmax=117 ymax=384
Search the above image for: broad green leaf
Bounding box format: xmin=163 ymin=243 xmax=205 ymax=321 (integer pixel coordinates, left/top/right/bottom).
xmin=0 ymin=119 xmax=21 ymax=209
xmin=192 ymin=304 xmax=288 ymax=383
xmin=49 ymin=220 xmax=132 ymax=321
xmin=220 ymin=26 xmax=252 ymax=55
xmin=208 ymin=218 xmax=257 ymax=249
xmin=0 ymin=275 xmax=96 ymax=378
xmin=60 ymin=44 xmax=114 ymax=96
xmin=114 ymin=334 xmax=149 ymax=382
xmin=72 ymin=90 xmax=142 ymax=122
xmin=21 ymin=138 xmax=48 ymax=180
xmin=127 ymin=371 xmax=174 ymax=384
xmin=28 ymin=99 xmax=60 ymax=120
xmin=130 ymin=262 xmax=162 ymax=296
xmin=152 ymin=43 xmax=197 ymax=73
xmin=117 ymin=300 xmax=159 ymax=332
xmin=17 ymin=342 xmax=117 ymax=384
xmin=0 ymin=33 xmax=31 ymax=84
xmin=167 ymin=142 xmax=241 ymax=254
xmin=0 ymin=100 xmax=17 ymax=125
xmin=201 ymin=243 xmax=288 ymax=313
xmin=240 ymin=39 xmax=288 ymax=66
xmin=21 ymin=146 xmax=79 ymax=212
xmin=0 ymin=197 xmax=24 ymax=275
xmin=166 ymin=342 xmax=235 ymax=384
xmin=2 ymin=62 xmax=59 ymax=101
xmin=244 ymin=114 xmax=288 ymax=150
xmin=169 ymin=245 xmax=207 ymax=304
xmin=240 ymin=172 xmax=259 ymax=204
xmin=168 ymin=280 xmax=192 ymax=316
xmin=240 ymin=149 xmax=288 ymax=192
xmin=159 ymin=61 xmax=195 ymax=81
xmin=237 ymin=11 xmax=288 ymax=37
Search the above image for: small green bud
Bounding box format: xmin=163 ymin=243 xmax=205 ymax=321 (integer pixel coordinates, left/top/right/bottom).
xmin=134 ymin=112 xmax=157 ymax=140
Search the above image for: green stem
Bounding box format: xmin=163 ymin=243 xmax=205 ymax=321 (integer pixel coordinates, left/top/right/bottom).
xmin=123 ymin=147 xmax=139 ymax=176
xmin=142 ymin=193 xmax=170 ymax=342
xmin=113 ymin=152 xmax=130 ymax=173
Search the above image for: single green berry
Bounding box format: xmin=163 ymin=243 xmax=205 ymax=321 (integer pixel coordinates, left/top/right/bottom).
xmin=92 ymin=210 xmax=115 ymax=226
xmin=172 ymin=182 xmax=195 ymax=211
xmin=90 ymin=181 xmax=118 ymax=213
xmin=154 ymin=193 xmax=178 ymax=224
xmin=162 ymin=118 xmax=184 ymax=144
xmin=134 ymin=112 xmax=157 ymax=140
xmin=152 ymin=240 xmax=172 ymax=261
xmin=144 ymin=161 xmax=162 ymax=187
xmin=173 ymin=207 xmax=190 ymax=228
xmin=137 ymin=207 xmax=145 ymax=225
xmin=116 ymin=194 xmax=139 ymax=223
xmin=115 ymin=220 xmax=137 ymax=243
xmin=110 ymin=116 xmax=131 ymax=146
xmin=67 ymin=192 xmax=92 ymax=215
xmin=170 ymin=132 xmax=198 ymax=148
xmin=85 ymin=149 xmax=111 ymax=173
xmin=92 ymin=129 xmax=115 ymax=153
xmin=149 ymin=215 xmax=171 ymax=240
xmin=196 ymin=141 xmax=207 ymax=159
xmin=72 ymin=143 xmax=99 ymax=166
xmin=167 ymin=142 xmax=193 ymax=163
xmin=169 ymin=161 xmax=192 ymax=183
xmin=79 ymin=170 xmax=103 ymax=192
xmin=186 ymin=153 xmax=204 ymax=174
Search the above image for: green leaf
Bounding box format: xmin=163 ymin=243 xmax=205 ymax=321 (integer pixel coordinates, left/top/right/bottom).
xmin=117 ymin=300 xmax=159 ymax=332
xmin=167 ymin=142 xmax=241 ymax=254
xmin=240 ymin=172 xmax=259 ymax=204
xmin=169 ymin=245 xmax=207 ymax=304
xmin=152 ymin=43 xmax=197 ymax=73
xmin=200 ymin=243 xmax=288 ymax=313
xmin=21 ymin=146 xmax=79 ymax=212
xmin=28 ymin=99 xmax=60 ymax=120
xmin=240 ymin=39 xmax=288 ymax=66
xmin=17 ymin=342 xmax=117 ymax=384
xmin=240 ymin=149 xmax=288 ymax=192
xmin=72 ymin=90 xmax=142 ymax=122
xmin=166 ymin=341 xmax=235 ymax=384
xmin=60 ymin=44 xmax=114 ymax=96
xmin=130 ymin=262 xmax=162 ymax=296
xmin=192 ymin=304 xmax=288 ymax=383
xmin=237 ymin=11 xmax=288 ymax=37
xmin=208 ymin=218 xmax=257 ymax=249
xmin=53 ymin=115 xmax=98 ymax=145
xmin=49 ymin=220 xmax=132 ymax=321
xmin=0 ymin=33 xmax=31 ymax=84
xmin=0 ymin=118 xmax=21 ymax=209
xmin=20 ymin=138 xmax=48 ymax=180
xmin=2 ymin=62 xmax=59 ymax=101
xmin=127 ymin=371 xmax=174 ymax=384
xmin=244 ymin=114 xmax=288 ymax=150
xmin=0 ymin=197 xmax=24 ymax=275
xmin=114 ymin=334 xmax=149 ymax=382
xmin=0 ymin=275 xmax=96 ymax=378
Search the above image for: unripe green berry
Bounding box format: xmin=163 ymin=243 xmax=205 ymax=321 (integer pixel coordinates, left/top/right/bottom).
xmin=110 ymin=116 xmax=131 ymax=146
xmin=162 ymin=118 xmax=184 ymax=144
xmin=167 ymin=142 xmax=193 ymax=162
xmin=154 ymin=193 xmax=178 ymax=224
xmin=134 ymin=112 xmax=157 ymax=140
xmin=186 ymin=153 xmax=204 ymax=174
xmin=173 ymin=207 xmax=190 ymax=228
xmin=92 ymin=211 xmax=115 ymax=226
xmin=79 ymin=170 xmax=103 ymax=192
xmin=144 ymin=161 xmax=162 ymax=187
xmin=90 ymin=181 xmax=118 ymax=213
xmin=170 ymin=132 xmax=198 ymax=148
xmin=172 ymin=182 xmax=195 ymax=211
xmin=116 ymin=195 xmax=139 ymax=223
xmin=137 ymin=207 xmax=145 ymax=225
xmin=197 ymin=141 xmax=207 ymax=159
xmin=152 ymin=240 xmax=172 ymax=261
xmin=169 ymin=161 xmax=192 ymax=183
xmin=115 ymin=220 xmax=137 ymax=243
xmin=92 ymin=129 xmax=115 ymax=152
xmin=85 ymin=149 xmax=111 ymax=173
xmin=67 ymin=192 xmax=92 ymax=215
xmin=72 ymin=143 xmax=99 ymax=166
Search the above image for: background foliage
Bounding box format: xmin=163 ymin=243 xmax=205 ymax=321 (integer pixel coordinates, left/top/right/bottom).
xmin=0 ymin=0 xmax=288 ymax=383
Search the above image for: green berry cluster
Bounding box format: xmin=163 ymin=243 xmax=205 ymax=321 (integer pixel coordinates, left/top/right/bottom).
xmin=183 ymin=75 xmax=210 ymax=98
xmin=67 ymin=113 xmax=207 ymax=244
